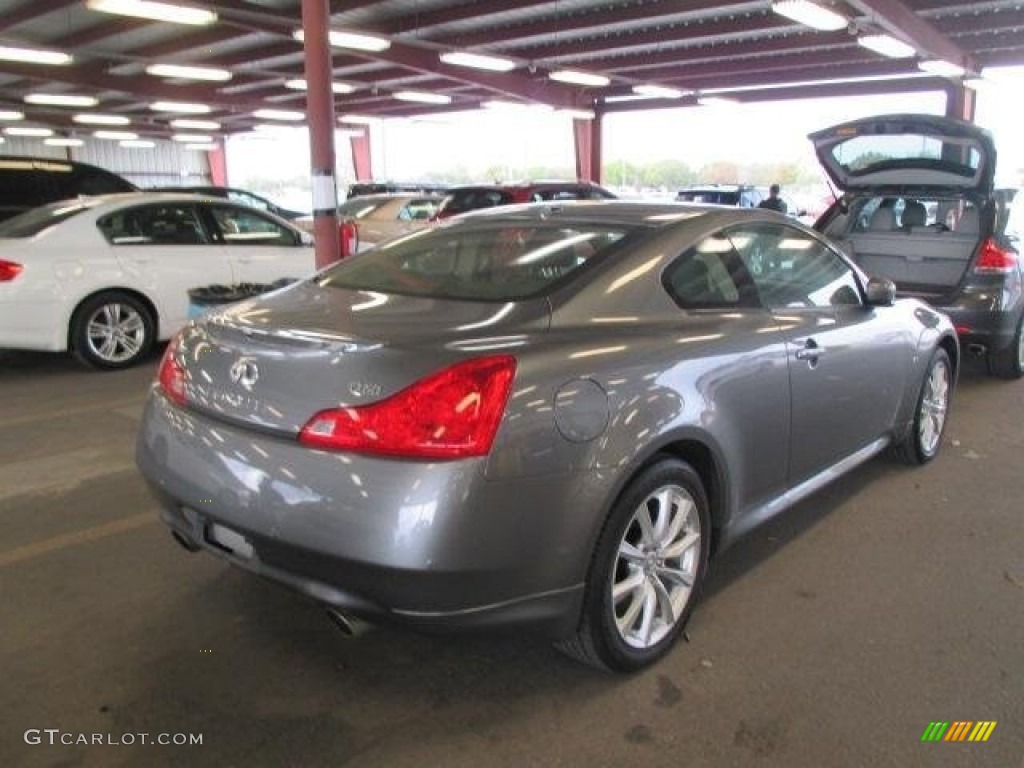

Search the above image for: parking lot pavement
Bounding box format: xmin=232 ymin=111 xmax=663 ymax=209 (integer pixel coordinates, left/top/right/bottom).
xmin=2 ymin=350 xmax=1022 ymax=768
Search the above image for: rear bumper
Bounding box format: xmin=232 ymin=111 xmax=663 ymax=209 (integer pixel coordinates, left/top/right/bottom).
xmin=135 ymin=390 xmax=592 ymax=637
xmin=933 ymin=281 xmax=1023 ymax=354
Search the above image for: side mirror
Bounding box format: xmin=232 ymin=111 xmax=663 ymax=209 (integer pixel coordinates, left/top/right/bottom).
xmin=865 ymin=276 xmax=896 ymax=306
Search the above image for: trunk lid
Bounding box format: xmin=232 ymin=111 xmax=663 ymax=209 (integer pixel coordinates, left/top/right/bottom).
xmin=809 ymin=114 xmax=996 ymax=194
xmin=175 ymin=280 xmax=548 ymax=434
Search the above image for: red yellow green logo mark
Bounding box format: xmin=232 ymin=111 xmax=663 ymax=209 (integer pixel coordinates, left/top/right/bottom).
xmin=921 ymin=721 xmax=996 ymax=742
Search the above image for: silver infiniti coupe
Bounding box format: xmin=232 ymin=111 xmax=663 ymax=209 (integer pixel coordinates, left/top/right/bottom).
xmin=136 ymin=201 xmax=958 ymax=671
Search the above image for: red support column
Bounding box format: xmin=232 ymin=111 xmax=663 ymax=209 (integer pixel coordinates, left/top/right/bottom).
xmin=350 ymin=131 xmax=372 ymax=181
xmin=301 ymin=0 xmax=340 ymax=268
xmin=572 ymin=113 xmax=603 ymax=183
xmin=208 ymin=140 xmax=228 ymax=186
xmin=945 ymin=82 xmax=976 ymax=122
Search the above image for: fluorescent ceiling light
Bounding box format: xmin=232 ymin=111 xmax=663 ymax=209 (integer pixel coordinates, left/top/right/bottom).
xmin=73 ymin=113 xmax=130 ymax=125
xmin=45 ymin=137 xmax=84 ymax=147
xmin=918 ymin=59 xmax=965 ymax=77
xmin=337 ymin=129 xmax=364 ymax=138
xmin=25 ymin=93 xmax=99 ymax=107
xmin=482 ymin=99 xmax=531 ymax=111
xmin=184 ymin=143 xmax=215 ymax=150
xmin=86 ymin=0 xmax=217 ymax=25
xmin=284 ymin=78 xmax=356 ymax=94
xmin=857 ymin=34 xmax=915 ymax=59
xmin=698 ymin=96 xmax=738 ymax=107
xmin=0 ymin=45 xmax=72 ymax=66
xmin=393 ymin=91 xmax=452 ymax=104
xmin=170 ymin=118 xmax=219 ymax=130
xmin=0 ymin=110 xmax=25 ymax=121
xmin=338 ymin=114 xmax=380 ymax=125
xmin=94 ymin=130 xmax=138 ymax=140
xmin=172 ymin=133 xmax=213 ymax=143
xmin=252 ymin=123 xmax=305 ymax=133
xmin=293 ymin=28 xmax=391 ymax=52
xmin=440 ymin=51 xmax=516 ymax=72
xmin=149 ymin=101 xmax=211 ymax=113
xmin=145 ymin=64 xmax=231 ymax=82
xmin=559 ymin=109 xmax=596 ymax=120
xmin=632 ymin=84 xmax=684 ymax=99
xmin=121 ymin=139 xmax=154 ymax=148
xmin=4 ymin=126 xmax=54 ymax=137
xmin=771 ymin=1 xmax=847 ymax=31
xmin=549 ymin=70 xmax=610 ymax=87
xmin=253 ymin=108 xmax=304 ymax=121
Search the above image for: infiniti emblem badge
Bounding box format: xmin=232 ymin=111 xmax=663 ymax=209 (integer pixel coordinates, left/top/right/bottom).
xmin=229 ymin=356 xmax=259 ymax=391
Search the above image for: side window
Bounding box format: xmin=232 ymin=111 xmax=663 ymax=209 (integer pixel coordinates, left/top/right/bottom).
xmin=228 ymin=190 xmax=268 ymax=211
xmin=729 ymin=223 xmax=862 ymax=308
xmin=209 ymin=206 xmax=296 ymax=246
xmin=663 ymin=232 xmax=757 ymax=309
xmin=98 ymin=204 xmax=208 ymax=245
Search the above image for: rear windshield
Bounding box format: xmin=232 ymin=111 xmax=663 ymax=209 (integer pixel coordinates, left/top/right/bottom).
xmin=0 ymin=200 xmax=91 ymax=238
xmin=678 ymin=191 xmax=739 ymax=205
xmin=830 ymin=134 xmax=982 ymax=179
xmin=317 ymin=220 xmax=631 ymax=300
xmin=438 ymin=189 xmax=515 ymax=216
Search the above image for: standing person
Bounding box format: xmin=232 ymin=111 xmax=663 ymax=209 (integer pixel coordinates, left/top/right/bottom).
xmin=758 ymin=184 xmax=788 ymax=213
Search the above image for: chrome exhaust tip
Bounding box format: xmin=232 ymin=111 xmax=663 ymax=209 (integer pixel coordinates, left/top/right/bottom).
xmin=324 ymin=607 xmax=370 ymax=638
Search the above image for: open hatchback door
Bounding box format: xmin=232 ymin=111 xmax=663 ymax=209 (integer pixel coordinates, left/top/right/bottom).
xmin=808 ymin=114 xmax=996 ymax=194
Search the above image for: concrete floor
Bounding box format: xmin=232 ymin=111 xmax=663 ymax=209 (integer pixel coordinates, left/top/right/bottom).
xmin=1 ymin=349 xmax=1021 ymax=768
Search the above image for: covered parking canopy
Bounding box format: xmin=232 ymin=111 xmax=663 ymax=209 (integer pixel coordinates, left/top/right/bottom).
xmin=0 ymin=0 xmax=1021 ymax=262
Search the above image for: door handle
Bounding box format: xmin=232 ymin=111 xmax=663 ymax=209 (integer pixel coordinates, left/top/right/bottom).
xmin=794 ymin=339 xmax=826 ymax=361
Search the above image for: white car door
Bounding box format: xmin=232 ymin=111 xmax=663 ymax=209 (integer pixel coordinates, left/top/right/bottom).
xmin=202 ymin=203 xmax=316 ymax=284
xmin=99 ymin=201 xmax=233 ymax=332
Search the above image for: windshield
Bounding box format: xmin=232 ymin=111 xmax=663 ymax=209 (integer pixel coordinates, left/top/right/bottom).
xmin=0 ymin=200 xmax=92 ymax=238
xmin=317 ymin=220 xmax=632 ymax=301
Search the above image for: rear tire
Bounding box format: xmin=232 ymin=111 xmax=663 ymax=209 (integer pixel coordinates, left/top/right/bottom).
xmin=556 ymin=458 xmax=710 ymax=672
xmin=986 ymin=315 xmax=1024 ymax=380
xmin=71 ymin=291 xmax=155 ymax=370
xmin=892 ymin=348 xmax=952 ymax=465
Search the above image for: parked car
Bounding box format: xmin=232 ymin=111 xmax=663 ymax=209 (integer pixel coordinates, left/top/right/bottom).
xmin=346 ymin=180 xmax=448 ymax=199
xmin=137 ymin=201 xmax=957 ymax=672
xmin=156 ymin=185 xmax=307 ymax=221
xmin=0 ymin=192 xmax=314 ymax=369
xmin=434 ymin=180 xmax=615 ymax=219
xmin=810 ymin=114 xmax=1023 ymax=378
xmin=295 ymin=193 xmax=442 ymax=250
xmin=0 ymin=155 xmax=137 ymax=222
xmin=675 ymin=184 xmax=763 ymax=207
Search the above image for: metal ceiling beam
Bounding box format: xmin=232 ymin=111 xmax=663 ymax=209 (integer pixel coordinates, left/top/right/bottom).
xmin=494 ymin=14 xmax=794 ymax=63
xmin=0 ymin=0 xmax=78 ymax=34
xmin=54 ymin=18 xmax=155 ymax=49
xmin=845 ymin=0 xmax=978 ymax=71
xmin=357 ymin=0 xmax=554 ymax=35
xmin=333 ymin=39 xmax=586 ymax=109
xmin=420 ymin=0 xmax=766 ymax=50
xmin=597 ymin=31 xmax=854 ymax=74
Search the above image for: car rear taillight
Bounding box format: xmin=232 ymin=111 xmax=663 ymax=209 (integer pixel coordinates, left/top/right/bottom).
xmin=0 ymin=259 xmax=23 ymax=282
xmin=973 ymin=238 xmax=1019 ymax=275
xmin=339 ymin=218 xmax=358 ymax=257
xmin=158 ymin=335 xmax=188 ymax=407
xmin=299 ymin=355 xmax=517 ymax=459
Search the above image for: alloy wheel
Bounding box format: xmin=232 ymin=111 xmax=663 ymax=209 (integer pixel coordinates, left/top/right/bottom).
xmin=85 ymin=302 xmax=146 ymax=364
xmin=918 ymin=358 xmax=950 ymax=456
xmin=611 ymin=484 xmax=701 ymax=649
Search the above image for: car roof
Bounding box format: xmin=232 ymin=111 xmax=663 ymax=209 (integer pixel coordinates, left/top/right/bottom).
xmin=443 ymin=199 xmax=784 ymax=228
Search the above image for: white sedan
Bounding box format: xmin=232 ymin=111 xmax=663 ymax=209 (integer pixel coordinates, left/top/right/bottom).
xmin=0 ymin=192 xmax=315 ymax=369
